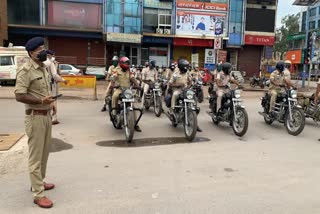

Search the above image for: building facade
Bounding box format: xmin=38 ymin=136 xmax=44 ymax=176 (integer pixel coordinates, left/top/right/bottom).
xmin=0 ymin=0 xmax=8 ymax=46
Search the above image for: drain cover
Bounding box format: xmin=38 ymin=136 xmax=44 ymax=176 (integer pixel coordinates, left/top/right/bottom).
xmin=0 ymin=133 xmax=25 ymax=151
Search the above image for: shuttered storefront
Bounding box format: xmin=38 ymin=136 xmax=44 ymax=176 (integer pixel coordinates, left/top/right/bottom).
xmin=238 ymin=45 xmax=263 ymax=77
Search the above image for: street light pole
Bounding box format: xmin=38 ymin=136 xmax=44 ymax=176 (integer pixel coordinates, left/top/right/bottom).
xmin=302 ymin=6 xmax=310 ymax=88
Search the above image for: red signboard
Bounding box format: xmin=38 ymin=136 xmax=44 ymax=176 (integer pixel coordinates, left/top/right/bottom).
xmin=48 ymin=1 xmax=101 ymax=29
xmin=173 ymin=38 xmax=213 ymax=47
xmin=176 ymin=1 xmax=228 ymax=11
xmin=244 ymin=35 xmax=275 ymax=46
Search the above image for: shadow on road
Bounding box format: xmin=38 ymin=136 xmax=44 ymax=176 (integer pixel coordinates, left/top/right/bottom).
xmin=50 ymin=138 xmax=73 ymax=153
xmin=96 ymin=137 xmax=210 ymax=148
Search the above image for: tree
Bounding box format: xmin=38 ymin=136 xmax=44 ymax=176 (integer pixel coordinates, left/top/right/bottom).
xmin=274 ymin=14 xmax=300 ymax=59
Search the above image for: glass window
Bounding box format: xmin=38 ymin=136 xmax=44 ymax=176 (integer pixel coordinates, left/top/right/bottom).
xmin=0 ymin=56 xmax=13 ymax=66
xmin=309 ymin=21 xmax=316 ymax=30
xmin=8 ymin=0 xmax=40 ymax=25
xmin=65 ymin=65 xmax=72 ymax=70
xmin=309 ymin=8 xmax=317 ymax=17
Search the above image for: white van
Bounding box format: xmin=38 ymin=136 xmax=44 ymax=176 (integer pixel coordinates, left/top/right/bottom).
xmin=0 ymin=46 xmax=29 ymax=84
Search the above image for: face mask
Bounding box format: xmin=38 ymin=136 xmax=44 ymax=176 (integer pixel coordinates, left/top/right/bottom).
xmin=50 ymin=57 xmax=55 ymax=62
xmin=37 ymin=50 xmax=47 ymax=62
xmin=112 ymin=61 xmax=117 ymax=66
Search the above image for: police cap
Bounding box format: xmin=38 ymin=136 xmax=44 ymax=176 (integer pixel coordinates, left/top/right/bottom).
xmin=25 ymin=37 xmax=45 ymax=52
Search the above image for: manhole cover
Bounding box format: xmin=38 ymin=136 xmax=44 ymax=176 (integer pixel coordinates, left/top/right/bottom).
xmin=0 ymin=133 xmax=25 ymax=151
xmin=96 ymin=137 xmax=210 ymax=147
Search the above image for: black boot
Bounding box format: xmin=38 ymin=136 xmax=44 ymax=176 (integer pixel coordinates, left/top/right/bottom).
xmin=197 ymin=126 xmax=202 ymax=132
xmin=135 ymin=125 xmax=142 ymax=132
xmin=101 ymin=105 xmax=106 ymax=112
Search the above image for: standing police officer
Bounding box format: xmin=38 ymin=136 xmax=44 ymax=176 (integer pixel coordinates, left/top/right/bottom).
xmin=15 ymin=37 xmax=56 ymax=208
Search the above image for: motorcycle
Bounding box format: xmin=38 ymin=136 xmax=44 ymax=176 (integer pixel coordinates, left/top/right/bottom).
xmin=143 ymin=80 xmax=163 ymax=117
xmin=297 ymin=93 xmax=320 ymax=123
xmin=207 ymin=86 xmax=249 ymax=137
xmin=108 ymin=87 xmax=143 ymax=142
xmin=250 ymin=76 xmax=270 ymax=89
xmin=259 ymin=88 xmax=305 ymax=136
xmin=165 ymin=88 xmax=199 ymax=141
xmin=190 ymin=77 xmax=204 ymax=103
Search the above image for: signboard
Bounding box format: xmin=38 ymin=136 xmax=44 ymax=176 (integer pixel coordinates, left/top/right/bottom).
xmin=244 ymin=35 xmax=275 ymax=46
xmin=48 ymin=0 xmax=101 ymax=29
xmin=173 ymin=38 xmax=213 ymax=47
xmin=286 ymin=50 xmax=303 ymax=64
xmin=265 ymin=46 xmax=273 ymax=59
xmin=214 ymin=37 xmax=222 ymax=49
xmin=143 ymin=36 xmax=173 ymax=44
xmin=176 ymin=0 xmax=228 ymax=37
xmin=106 ymin=33 xmax=142 ymax=43
xmin=144 ymin=0 xmax=172 ymax=9
xmin=218 ymin=50 xmax=227 ymax=63
xmin=205 ymin=49 xmax=215 ymax=64
xmin=191 ymin=53 xmax=199 ymax=67
xmin=59 ymin=75 xmax=97 ymax=99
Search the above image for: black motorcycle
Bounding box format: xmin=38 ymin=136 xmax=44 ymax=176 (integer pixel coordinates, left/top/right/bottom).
xmin=297 ymin=93 xmax=320 ymax=123
xmin=190 ymin=77 xmax=204 ymax=103
xmin=108 ymin=87 xmax=143 ymax=142
xmin=143 ymin=81 xmax=163 ymax=117
xmin=165 ymin=88 xmax=199 ymax=141
xmin=259 ymin=88 xmax=305 ymax=136
xmin=207 ymin=86 xmax=249 ymax=137
xmin=250 ymin=76 xmax=269 ymax=89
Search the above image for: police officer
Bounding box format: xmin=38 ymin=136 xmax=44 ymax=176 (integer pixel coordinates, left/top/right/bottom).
xmin=44 ymin=50 xmax=68 ymax=125
xmin=141 ymin=60 xmax=158 ymax=106
xmin=216 ymin=62 xmax=240 ymax=113
xmin=269 ymin=61 xmax=294 ymax=113
xmin=111 ymin=56 xmax=142 ymax=132
xmin=101 ymin=56 xmax=119 ymax=112
xmin=15 ymin=37 xmax=55 ymax=208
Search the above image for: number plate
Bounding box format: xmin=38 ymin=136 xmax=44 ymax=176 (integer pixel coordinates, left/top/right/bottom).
xmin=122 ymin=98 xmax=134 ymax=102
xmin=153 ymin=89 xmax=161 ymax=91
xmin=184 ymin=99 xmax=195 ymax=103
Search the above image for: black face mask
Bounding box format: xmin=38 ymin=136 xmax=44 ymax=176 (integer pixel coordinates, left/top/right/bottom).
xmin=37 ymin=50 xmax=47 ymax=62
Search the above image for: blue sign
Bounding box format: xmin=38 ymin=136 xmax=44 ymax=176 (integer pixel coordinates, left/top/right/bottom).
xmin=143 ymin=36 xmax=172 ymax=44
xmin=205 ymin=63 xmax=215 ymax=71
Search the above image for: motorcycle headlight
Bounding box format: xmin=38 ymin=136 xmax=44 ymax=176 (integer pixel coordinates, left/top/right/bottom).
xmin=155 ymin=83 xmax=160 ymax=89
xmin=234 ymin=89 xmax=241 ymax=99
xmin=290 ymin=90 xmax=297 ymax=99
xmin=124 ymin=89 xmax=133 ymax=99
xmin=186 ymin=90 xmax=195 ymax=100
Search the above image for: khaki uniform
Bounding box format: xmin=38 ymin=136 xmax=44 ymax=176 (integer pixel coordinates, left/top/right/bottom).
xmin=269 ymin=70 xmax=286 ymax=112
xmin=188 ymin=69 xmax=200 ymax=79
xmin=141 ymin=67 xmax=157 ymax=105
xmin=15 ymin=59 xmax=52 ymax=200
xmin=216 ymin=71 xmax=233 ymax=111
xmin=104 ymin=65 xmax=117 ymax=105
xmin=169 ymin=70 xmax=189 ymax=109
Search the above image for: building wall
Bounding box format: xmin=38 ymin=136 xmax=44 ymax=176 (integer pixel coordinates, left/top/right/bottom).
xmin=0 ymin=0 xmax=8 ymax=46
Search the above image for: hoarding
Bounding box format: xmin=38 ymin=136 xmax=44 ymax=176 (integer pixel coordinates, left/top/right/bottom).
xmin=48 ymin=0 xmax=101 ymax=29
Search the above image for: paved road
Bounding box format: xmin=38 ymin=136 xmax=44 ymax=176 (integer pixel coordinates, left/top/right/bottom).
xmin=0 ymin=92 xmax=320 ymax=214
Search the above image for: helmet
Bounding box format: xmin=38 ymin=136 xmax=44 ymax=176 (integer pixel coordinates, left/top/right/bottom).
xmin=112 ymin=56 xmax=119 ymax=66
xmin=145 ymin=62 xmax=149 ymax=67
xmin=150 ymin=60 xmax=156 ymax=69
xmin=178 ymin=58 xmax=190 ymax=73
xmin=118 ymin=56 xmax=130 ymax=70
xmin=221 ymin=62 xmax=232 ymax=75
xmin=276 ymin=61 xmax=285 ymax=72
xmin=169 ymin=63 xmax=175 ymax=71
xmin=284 ymin=60 xmax=291 ymax=69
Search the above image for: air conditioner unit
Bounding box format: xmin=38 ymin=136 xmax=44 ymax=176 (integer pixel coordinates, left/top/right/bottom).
xmin=164 ymin=29 xmax=171 ymax=34
xmin=156 ymin=28 xmax=163 ymax=34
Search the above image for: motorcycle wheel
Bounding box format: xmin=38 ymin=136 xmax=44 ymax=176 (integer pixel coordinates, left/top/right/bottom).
xmin=285 ymin=108 xmax=305 ymax=136
xmin=232 ymin=108 xmax=249 ymax=137
xmin=198 ymin=90 xmax=204 ymax=103
xmin=109 ymin=102 xmax=122 ymax=129
xmin=154 ymin=96 xmax=162 ymax=117
xmin=212 ymin=113 xmax=220 ymax=125
xmin=250 ymin=82 xmax=256 ymax=88
xmin=125 ymin=110 xmax=135 ymax=143
xmin=184 ymin=110 xmax=198 ymax=142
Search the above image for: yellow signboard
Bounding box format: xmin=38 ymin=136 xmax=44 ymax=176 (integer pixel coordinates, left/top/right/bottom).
xmin=59 ymin=75 xmax=97 ymax=100
xmin=106 ymin=32 xmax=142 ymax=43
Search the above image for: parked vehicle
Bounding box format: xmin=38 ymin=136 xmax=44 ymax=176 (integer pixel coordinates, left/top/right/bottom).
xmin=85 ymin=66 xmax=106 ymax=79
xmin=199 ymin=68 xmax=212 ymax=85
xmin=207 ymin=86 xmax=249 ymax=137
xmin=297 ymin=93 xmax=320 ymax=123
xmin=250 ymin=76 xmax=269 ymax=88
xmin=59 ymin=64 xmax=81 ymax=76
xmin=259 ymin=88 xmax=305 ymax=136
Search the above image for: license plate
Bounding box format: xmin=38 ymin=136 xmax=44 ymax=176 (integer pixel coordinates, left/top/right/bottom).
xmin=123 ymin=99 xmax=134 ymax=102
xmin=184 ymin=99 xmax=194 ymax=103
xmin=153 ymin=89 xmax=161 ymax=91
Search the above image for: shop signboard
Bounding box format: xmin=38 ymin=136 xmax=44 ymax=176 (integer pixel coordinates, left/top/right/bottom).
xmin=106 ymin=33 xmax=142 ymax=43
xmin=244 ymin=35 xmax=275 ymax=46
xmin=176 ymin=0 xmax=228 ymax=37
xmin=205 ymin=49 xmax=215 ymax=64
xmin=48 ymin=0 xmax=101 ymax=29
xmin=173 ymin=38 xmax=213 ymax=47
xmin=144 ymin=0 xmax=172 ymax=9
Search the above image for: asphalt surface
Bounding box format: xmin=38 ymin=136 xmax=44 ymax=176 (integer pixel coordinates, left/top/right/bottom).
xmin=0 ymin=92 xmax=320 ymax=214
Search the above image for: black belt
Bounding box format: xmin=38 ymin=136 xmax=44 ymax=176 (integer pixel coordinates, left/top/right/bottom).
xmin=26 ymin=109 xmax=49 ymax=116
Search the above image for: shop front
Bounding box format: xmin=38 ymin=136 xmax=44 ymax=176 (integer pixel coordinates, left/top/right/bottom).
xmin=286 ymin=50 xmax=303 ymax=74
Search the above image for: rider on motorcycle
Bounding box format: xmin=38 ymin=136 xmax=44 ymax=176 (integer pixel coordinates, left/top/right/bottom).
xmin=110 ymin=56 xmax=142 ymax=132
xmin=141 ymin=60 xmax=158 ymax=106
xmin=101 ymin=56 xmax=118 ymax=112
xmin=216 ymin=62 xmax=240 ymax=114
xmin=269 ymin=61 xmax=295 ymax=113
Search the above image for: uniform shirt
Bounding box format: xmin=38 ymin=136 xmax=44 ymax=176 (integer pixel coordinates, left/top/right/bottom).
xmin=188 ymin=69 xmax=200 ymax=79
xmin=112 ymin=67 xmax=134 ymax=88
xmin=163 ymin=68 xmax=173 ymax=80
xmin=142 ymin=67 xmax=157 ymax=82
xmin=269 ymin=70 xmax=286 ymax=90
xmin=15 ymin=59 xmax=52 ymax=110
xmin=284 ymin=68 xmax=291 ymax=80
xmin=43 ymin=59 xmax=65 ymax=84
xmin=216 ymin=71 xmax=232 ymax=87
xmin=169 ymin=70 xmax=189 ymax=89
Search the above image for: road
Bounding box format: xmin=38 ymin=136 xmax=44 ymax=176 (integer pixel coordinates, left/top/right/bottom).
xmin=0 ymin=92 xmax=320 ymax=214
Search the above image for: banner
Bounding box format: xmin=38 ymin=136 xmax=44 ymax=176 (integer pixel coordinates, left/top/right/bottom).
xmin=205 ymin=49 xmax=215 ymax=64
xmin=48 ymin=0 xmax=101 ymax=29
xmin=191 ymin=53 xmax=199 ymax=67
xmin=176 ymin=0 xmax=228 ymax=37
xmin=106 ymin=33 xmax=141 ymax=43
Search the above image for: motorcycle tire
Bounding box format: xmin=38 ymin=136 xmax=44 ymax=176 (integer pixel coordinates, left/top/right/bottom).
xmin=198 ymin=90 xmax=204 ymax=103
xmin=184 ymin=110 xmax=198 ymax=142
xmin=125 ymin=110 xmax=135 ymax=143
xmin=232 ymin=107 xmax=249 ymax=137
xmin=154 ymin=96 xmax=162 ymax=117
xmin=284 ymin=108 xmax=305 ymax=136
xmin=250 ymin=82 xmax=256 ymax=88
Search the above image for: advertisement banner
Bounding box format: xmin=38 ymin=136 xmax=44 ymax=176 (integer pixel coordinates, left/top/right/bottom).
xmin=286 ymin=50 xmax=302 ymax=64
xmin=106 ymin=33 xmax=141 ymax=43
xmin=205 ymin=49 xmax=215 ymax=64
xmin=48 ymin=0 xmax=101 ymax=29
xmin=218 ymin=50 xmax=227 ymax=63
xmin=176 ymin=0 xmax=228 ymax=37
